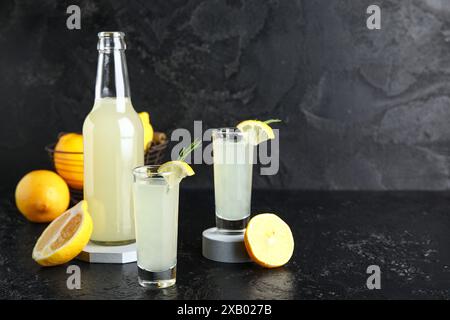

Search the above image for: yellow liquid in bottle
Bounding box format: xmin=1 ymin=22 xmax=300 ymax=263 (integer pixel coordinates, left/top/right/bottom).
xmin=83 ymin=97 xmax=144 ymax=245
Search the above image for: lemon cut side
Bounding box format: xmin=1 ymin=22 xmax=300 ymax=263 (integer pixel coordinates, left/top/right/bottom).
xmin=32 ymin=200 xmax=93 ymax=266
xmin=244 ymin=213 xmax=294 ymax=268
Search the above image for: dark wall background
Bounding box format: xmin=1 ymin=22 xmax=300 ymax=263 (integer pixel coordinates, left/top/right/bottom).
xmin=1 ymin=0 xmax=450 ymax=191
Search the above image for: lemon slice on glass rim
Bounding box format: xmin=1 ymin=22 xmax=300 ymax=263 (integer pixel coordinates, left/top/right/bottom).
xmin=158 ymin=160 xmax=195 ymax=187
xmin=236 ymin=120 xmax=277 ymax=145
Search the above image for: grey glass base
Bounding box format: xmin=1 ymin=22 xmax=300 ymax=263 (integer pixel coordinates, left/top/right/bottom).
xmin=215 ymin=215 xmax=249 ymax=231
xmin=138 ymin=265 xmax=176 ymax=289
xmin=202 ymin=227 xmax=251 ymax=263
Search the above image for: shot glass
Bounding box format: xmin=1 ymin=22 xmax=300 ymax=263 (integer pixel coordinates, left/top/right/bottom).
xmin=212 ymin=128 xmax=254 ymax=231
xmin=132 ymin=165 xmax=179 ymax=288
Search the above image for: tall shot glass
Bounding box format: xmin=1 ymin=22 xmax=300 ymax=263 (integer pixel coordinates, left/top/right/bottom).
xmin=212 ymin=128 xmax=254 ymax=231
xmin=132 ymin=165 xmax=179 ymax=288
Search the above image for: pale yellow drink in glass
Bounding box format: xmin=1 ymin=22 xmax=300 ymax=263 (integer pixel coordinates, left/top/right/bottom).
xmin=132 ymin=166 xmax=179 ymax=288
xmin=212 ymin=128 xmax=253 ymax=230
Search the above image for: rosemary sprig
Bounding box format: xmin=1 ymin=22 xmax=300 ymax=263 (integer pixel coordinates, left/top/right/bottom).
xmin=178 ymin=138 xmax=202 ymax=161
xmin=263 ymin=119 xmax=282 ymax=125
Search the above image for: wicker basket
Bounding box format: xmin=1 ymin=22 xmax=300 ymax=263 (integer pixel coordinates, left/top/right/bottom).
xmin=46 ymin=132 xmax=168 ymax=204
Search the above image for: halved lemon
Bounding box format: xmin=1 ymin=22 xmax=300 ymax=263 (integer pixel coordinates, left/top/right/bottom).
xmin=237 ymin=120 xmax=276 ymax=145
xmin=244 ymin=213 xmax=294 ymax=268
xmin=158 ymin=160 xmax=195 ymax=187
xmin=32 ymin=200 xmax=93 ymax=266
xmin=138 ymin=112 xmax=154 ymax=152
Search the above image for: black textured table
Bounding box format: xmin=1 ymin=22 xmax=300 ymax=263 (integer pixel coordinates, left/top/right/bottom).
xmin=0 ymin=191 xmax=449 ymax=299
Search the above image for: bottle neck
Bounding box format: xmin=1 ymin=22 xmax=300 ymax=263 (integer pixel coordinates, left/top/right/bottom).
xmin=95 ymin=49 xmax=131 ymax=99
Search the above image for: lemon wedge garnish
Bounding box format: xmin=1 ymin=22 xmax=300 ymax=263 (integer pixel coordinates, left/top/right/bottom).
xmin=244 ymin=213 xmax=294 ymax=268
xmin=158 ymin=160 xmax=195 ymax=187
xmin=32 ymin=200 xmax=93 ymax=266
xmin=236 ymin=120 xmax=276 ymax=145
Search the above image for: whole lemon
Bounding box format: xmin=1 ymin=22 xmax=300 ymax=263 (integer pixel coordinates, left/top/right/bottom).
xmin=15 ymin=170 xmax=70 ymax=223
xmin=54 ymin=133 xmax=84 ymax=190
xmin=139 ymin=112 xmax=154 ymax=151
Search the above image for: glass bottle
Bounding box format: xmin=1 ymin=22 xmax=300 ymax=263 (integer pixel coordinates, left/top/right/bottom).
xmin=83 ymin=32 xmax=144 ymax=245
